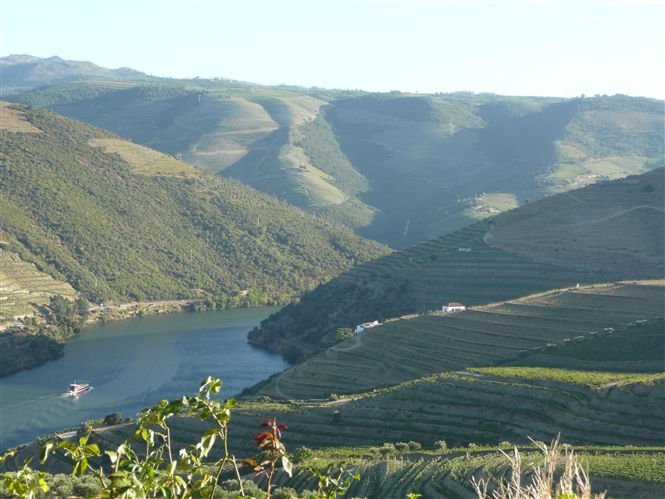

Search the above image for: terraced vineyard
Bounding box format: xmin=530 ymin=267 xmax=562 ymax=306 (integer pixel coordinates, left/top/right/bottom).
xmin=490 ymin=167 xmax=664 ymax=278
xmin=262 ymin=449 xmax=665 ymax=499
xmin=12 ymin=367 xmax=663 ymax=497
xmin=249 ymin=219 xmax=634 ymax=356
xmin=0 ymin=249 xmax=77 ymax=321
xmin=88 ymin=138 xmax=202 ymax=177
xmin=256 ymin=282 xmax=663 ymax=399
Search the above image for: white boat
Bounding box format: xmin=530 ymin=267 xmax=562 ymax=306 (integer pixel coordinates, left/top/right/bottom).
xmin=67 ymin=381 xmax=90 ymax=396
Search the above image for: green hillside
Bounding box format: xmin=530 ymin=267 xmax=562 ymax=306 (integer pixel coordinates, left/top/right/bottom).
xmin=5 ymin=303 xmax=663 ymax=497
xmin=0 ymin=103 xmax=389 ymax=306
xmin=489 ymin=167 xmax=664 ymax=276
xmin=0 ymin=55 xmax=155 ymax=95
xmin=7 ymin=63 xmax=662 ymax=247
xmin=254 ymin=282 xmax=663 ymax=398
xmin=247 ymin=170 xmax=664 ymax=362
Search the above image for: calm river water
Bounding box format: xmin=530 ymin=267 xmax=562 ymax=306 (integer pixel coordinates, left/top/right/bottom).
xmin=0 ymin=307 xmax=287 ymax=451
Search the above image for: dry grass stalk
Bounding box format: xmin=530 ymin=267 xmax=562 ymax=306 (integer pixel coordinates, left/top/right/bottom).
xmin=472 ymin=436 xmax=606 ymax=499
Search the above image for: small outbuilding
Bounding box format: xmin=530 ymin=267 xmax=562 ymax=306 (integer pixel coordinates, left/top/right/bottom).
xmin=443 ymin=302 xmax=466 ymax=313
xmin=355 ymin=320 xmax=380 ymax=334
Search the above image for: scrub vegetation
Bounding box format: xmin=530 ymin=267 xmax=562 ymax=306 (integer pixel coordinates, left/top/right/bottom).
xmin=7 ymin=67 xmax=663 ymax=247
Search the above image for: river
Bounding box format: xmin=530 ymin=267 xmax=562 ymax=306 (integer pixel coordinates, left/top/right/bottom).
xmin=0 ymin=307 xmax=287 ymax=451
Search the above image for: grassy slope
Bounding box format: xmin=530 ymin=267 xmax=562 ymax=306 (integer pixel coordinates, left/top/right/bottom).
xmin=0 ymin=103 xmax=390 ymax=307
xmin=6 ymin=309 xmax=663 ymax=497
xmin=488 ymin=167 xmax=664 ymax=276
xmin=255 ymin=282 xmax=664 ymax=399
xmin=248 ymin=170 xmax=664 ymax=361
xmin=10 ymin=79 xmax=663 ymax=248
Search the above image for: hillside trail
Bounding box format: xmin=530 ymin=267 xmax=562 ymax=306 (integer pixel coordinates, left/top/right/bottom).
xmin=330 ymin=331 xmax=365 ymax=353
xmin=576 ymin=205 xmax=664 ymax=226
xmin=482 ymin=221 xmax=495 ymax=245
xmin=563 ymin=192 xmax=589 ymax=204
xmin=482 ymin=205 xmax=664 ymax=245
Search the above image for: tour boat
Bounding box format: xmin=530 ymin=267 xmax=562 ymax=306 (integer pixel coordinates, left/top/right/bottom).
xmin=67 ymin=381 xmax=91 ymax=396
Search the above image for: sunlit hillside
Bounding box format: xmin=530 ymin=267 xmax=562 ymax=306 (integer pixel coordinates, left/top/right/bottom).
xmin=5 ymin=58 xmax=662 ymax=247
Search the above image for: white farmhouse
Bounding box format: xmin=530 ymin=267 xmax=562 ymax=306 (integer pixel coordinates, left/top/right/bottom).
xmin=355 ymin=320 xmax=380 ymax=334
xmin=442 ymin=302 xmax=466 ymax=313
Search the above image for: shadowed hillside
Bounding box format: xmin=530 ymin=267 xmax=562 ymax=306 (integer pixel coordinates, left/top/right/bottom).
xmin=254 ymin=282 xmax=664 ymax=398
xmin=488 ymin=168 xmax=664 ymax=276
xmin=6 ymin=60 xmax=662 ymax=247
xmin=248 ymin=170 xmax=662 ymax=362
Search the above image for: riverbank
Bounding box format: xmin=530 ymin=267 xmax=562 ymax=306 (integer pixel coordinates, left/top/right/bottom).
xmin=87 ymin=299 xmax=194 ymax=323
xmin=0 ymin=299 xmax=201 ymax=377
xmin=0 ymin=306 xmax=287 ymax=451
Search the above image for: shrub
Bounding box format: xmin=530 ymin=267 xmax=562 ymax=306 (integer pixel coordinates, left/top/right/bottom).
xmin=331 ymin=410 xmax=341 ymax=424
xmin=102 ymin=412 xmax=122 ymax=425
xmin=379 ymin=443 xmax=396 ymax=456
xmin=292 ymin=446 xmax=314 ymax=464
xmin=48 ymin=474 xmax=73 ymax=498
xmin=272 ymin=487 xmax=298 ymax=499
xmin=434 ymin=440 xmax=448 ymax=451
xmin=72 ymin=475 xmax=102 ymax=498
xmin=408 ymin=441 xmax=422 ymax=451
xmin=395 ymin=442 xmax=410 ymax=453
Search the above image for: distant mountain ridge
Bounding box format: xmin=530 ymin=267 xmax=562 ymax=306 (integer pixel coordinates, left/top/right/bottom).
xmin=5 ymin=56 xmax=663 ymax=248
xmin=0 ymin=54 xmax=156 ymax=93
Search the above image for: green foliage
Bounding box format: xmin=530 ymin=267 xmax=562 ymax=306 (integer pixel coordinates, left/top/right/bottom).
xmin=581 ymin=451 xmax=665 ymax=484
xmin=407 ymin=441 xmax=421 ymax=452
xmin=330 ymin=328 xmax=354 ymax=345
xmin=394 ymin=442 xmax=410 ymax=453
xmin=468 ymin=367 xmax=665 ymax=389
xmin=0 ymin=294 xmax=90 ymax=377
xmin=1 ymin=105 xmax=389 ymax=309
xmin=434 ymin=440 xmax=448 ymax=451
xmin=249 ymin=220 xmax=633 ymax=360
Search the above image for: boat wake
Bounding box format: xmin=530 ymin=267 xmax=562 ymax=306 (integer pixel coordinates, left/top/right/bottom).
xmin=63 ymin=386 xmax=94 ymax=397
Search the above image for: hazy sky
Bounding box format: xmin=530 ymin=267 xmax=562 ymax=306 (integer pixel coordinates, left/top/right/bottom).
xmin=2 ymin=1 xmax=663 ymax=99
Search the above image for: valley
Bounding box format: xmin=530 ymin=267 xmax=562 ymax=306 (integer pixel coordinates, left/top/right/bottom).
xmin=0 ymin=55 xmax=663 ymax=499
xmin=6 ymin=59 xmax=663 ymax=247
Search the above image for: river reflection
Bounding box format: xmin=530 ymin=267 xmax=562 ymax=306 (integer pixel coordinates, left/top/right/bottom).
xmin=0 ymin=307 xmax=287 ymax=451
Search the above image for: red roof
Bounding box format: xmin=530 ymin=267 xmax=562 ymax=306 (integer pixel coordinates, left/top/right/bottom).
xmin=447 ymin=302 xmax=465 ymax=307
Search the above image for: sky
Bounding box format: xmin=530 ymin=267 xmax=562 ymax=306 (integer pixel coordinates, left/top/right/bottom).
xmin=1 ymin=1 xmax=664 ymax=99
